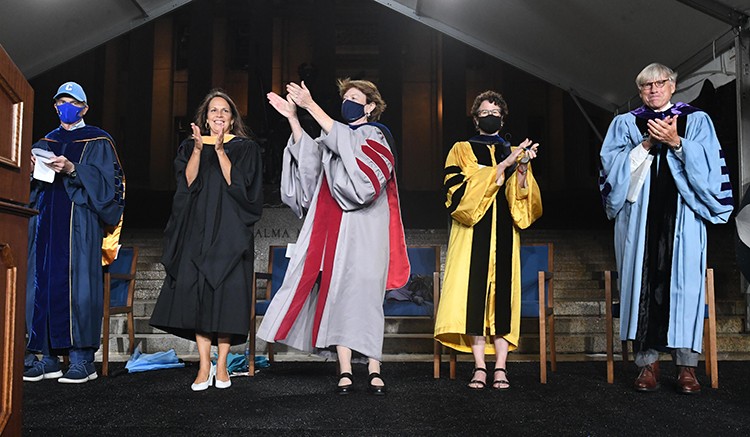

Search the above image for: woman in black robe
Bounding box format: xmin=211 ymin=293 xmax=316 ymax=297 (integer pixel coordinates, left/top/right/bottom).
xmin=151 ymin=90 xmax=263 ymax=390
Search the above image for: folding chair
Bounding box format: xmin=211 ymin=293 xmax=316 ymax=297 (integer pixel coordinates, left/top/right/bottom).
xmin=604 ymin=268 xmax=718 ymax=388
xmin=102 ymin=246 xmax=138 ymax=376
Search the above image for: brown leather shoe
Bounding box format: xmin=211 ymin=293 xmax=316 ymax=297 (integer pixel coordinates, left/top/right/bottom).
xmin=676 ymin=366 xmax=701 ymax=395
xmin=634 ymin=361 xmax=660 ymax=392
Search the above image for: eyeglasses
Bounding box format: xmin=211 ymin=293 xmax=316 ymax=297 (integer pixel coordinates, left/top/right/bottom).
xmin=476 ymin=109 xmax=502 ymax=117
xmin=638 ymin=79 xmax=671 ymax=90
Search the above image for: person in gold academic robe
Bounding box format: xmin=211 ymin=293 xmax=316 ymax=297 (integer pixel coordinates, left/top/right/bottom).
xmin=434 ymin=90 xmax=542 ymax=390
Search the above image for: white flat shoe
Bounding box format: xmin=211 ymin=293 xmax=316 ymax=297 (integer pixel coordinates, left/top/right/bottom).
xmin=191 ymin=364 xmax=215 ymax=391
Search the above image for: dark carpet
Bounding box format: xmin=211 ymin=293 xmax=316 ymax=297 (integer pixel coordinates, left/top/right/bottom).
xmin=23 ymin=360 xmax=750 ymax=436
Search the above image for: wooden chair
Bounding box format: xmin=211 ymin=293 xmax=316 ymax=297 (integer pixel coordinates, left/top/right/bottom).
xmin=381 ymin=246 xmax=442 ymax=378
xmin=445 ymin=243 xmax=556 ymax=383
xmin=604 ymin=268 xmax=718 ymax=388
xmin=102 ymin=246 xmax=138 ymax=376
xmin=248 ymin=245 xmax=289 ymax=376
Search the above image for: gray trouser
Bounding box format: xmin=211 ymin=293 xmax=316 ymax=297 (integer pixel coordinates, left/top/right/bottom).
xmin=634 ymin=348 xmax=699 ymax=367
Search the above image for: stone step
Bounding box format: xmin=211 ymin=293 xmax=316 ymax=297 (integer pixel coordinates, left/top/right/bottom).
xmin=130 ymin=296 xmax=746 ymax=322
xmin=105 ymin=311 xmax=747 ymax=359
xmin=105 ymin=312 xmax=748 ymax=338
xmin=136 ymin=270 xmax=166 ymax=280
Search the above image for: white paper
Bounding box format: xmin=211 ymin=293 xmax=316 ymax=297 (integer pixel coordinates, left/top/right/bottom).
xmin=31 ymin=149 xmax=56 ymax=183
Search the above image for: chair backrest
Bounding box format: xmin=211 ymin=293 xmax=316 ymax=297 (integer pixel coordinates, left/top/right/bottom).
xmin=108 ymin=246 xmax=137 ymax=308
xmin=520 ymin=243 xmax=552 ymax=317
xmin=259 ymin=245 xmax=442 ymax=317
xmin=265 ymin=245 xmax=291 ymax=300
xmin=383 ymin=246 xmax=440 ymax=317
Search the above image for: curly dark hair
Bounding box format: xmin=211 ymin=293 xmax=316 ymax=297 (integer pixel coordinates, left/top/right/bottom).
xmin=470 ymin=90 xmax=509 ymax=118
xmin=194 ymin=89 xmax=250 ymax=137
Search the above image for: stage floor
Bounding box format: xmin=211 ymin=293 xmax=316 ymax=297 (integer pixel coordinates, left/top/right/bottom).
xmin=23 ymin=360 xmax=750 ymax=436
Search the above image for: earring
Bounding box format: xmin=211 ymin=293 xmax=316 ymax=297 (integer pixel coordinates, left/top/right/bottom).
xmin=205 ymin=121 xmax=209 ymax=129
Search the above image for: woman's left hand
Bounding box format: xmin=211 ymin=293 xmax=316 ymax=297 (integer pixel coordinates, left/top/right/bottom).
xmin=214 ymin=132 xmax=225 ymax=153
xmin=286 ymin=81 xmax=314 ymax=110
xmin=517 ymin=138 xmax=539 ymax=164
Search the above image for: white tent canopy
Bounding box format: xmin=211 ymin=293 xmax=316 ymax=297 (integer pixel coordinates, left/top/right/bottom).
xmin=673 ymin=47 xmax=737 ymax=103
xmin=375 ymin=0 xmax=749 ymax=112
xmin=0 ymin=0 xmax=192 ymax=79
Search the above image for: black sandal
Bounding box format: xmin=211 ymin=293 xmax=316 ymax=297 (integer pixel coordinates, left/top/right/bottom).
xmin=492 ymin=368 xmax=510 ymax=390
xmin=336 ymin=372 xmax=354 ymax=395
xmin=368 ymin=372 xmax=386 ymax=396
xmin=467 ymin=368 xmax=487 ymax=390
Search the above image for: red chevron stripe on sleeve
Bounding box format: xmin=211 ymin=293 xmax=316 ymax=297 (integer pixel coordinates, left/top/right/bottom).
xmin=362 ymin=144 xmax=391 ymax=180
xmin=365 ymin=139 xmax=394 ymax=168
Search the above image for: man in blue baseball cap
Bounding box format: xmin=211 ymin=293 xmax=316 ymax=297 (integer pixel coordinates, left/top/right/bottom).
xmin=51 ymin=81 xmax=89 ymax=125
xmin=24 ymin=81 xmax=126 ymax=384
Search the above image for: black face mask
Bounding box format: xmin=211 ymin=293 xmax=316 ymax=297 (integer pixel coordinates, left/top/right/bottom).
xmin=477 ymin=115 xmax=503 ymax=134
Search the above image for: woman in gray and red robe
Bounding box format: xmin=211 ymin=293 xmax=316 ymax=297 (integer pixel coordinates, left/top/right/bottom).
xmin=259 ymin=79 xmax=409 ymax=395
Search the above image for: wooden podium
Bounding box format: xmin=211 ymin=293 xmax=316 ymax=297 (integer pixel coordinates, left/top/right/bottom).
xmin=0 ymin=43 xmax=35 ymax=437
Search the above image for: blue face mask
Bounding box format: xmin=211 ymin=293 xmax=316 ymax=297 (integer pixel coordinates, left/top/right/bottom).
xmin=56 ymin=102 xmax=85 ymax=124
xmin=341 ymin=99 xmax=366 ymax=123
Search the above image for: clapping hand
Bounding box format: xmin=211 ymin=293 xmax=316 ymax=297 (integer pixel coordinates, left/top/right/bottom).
xmin=214 ymin=131 xmax=225 ymax=153
xmin=518 ymin=138 xmax=540 ymax=163
xmin=495 ymin=139 xmax=539 ymax=185
xmin=267 ymin=92 xmax=297 ymax=119
xmin=646 ymin=115 xmax=680 ymax=148
xmin=286 ymin=81 xmax=314 ymax=110
xmin=190 ymin=123 xmax=204 ymax=151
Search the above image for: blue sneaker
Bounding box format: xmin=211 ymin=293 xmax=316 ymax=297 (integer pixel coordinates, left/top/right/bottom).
xmin=58 ymin=361 xmax=98 ymax=384
xmin=23 ymin=358 xmax=63 ymax=382
xmin=24 ymin=353 xmax=38 ymax=371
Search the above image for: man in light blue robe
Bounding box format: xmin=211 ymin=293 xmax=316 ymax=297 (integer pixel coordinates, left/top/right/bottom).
xmin=599 ymin=63 xmax=733 ymax=394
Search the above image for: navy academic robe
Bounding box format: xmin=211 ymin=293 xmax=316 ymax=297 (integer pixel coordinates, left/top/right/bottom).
xmin=26 ymin=125 xmax=125 ymax=352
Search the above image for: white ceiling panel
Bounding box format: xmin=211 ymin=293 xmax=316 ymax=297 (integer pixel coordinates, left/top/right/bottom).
xmin=375 ymin=0 xmax=747 ymax=111
xmin=0 ymin=0 xmax=193 ymax=79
